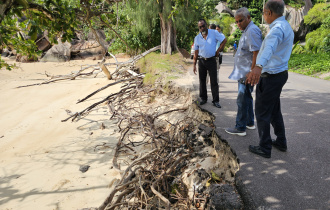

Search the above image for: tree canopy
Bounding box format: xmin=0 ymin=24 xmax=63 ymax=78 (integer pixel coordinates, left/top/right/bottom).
xmin=2 ymin=0 xmax=328 ymax=70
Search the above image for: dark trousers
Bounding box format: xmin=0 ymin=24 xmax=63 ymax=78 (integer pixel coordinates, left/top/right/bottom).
xmin=255 ymin=71 xmax=288 ymax=155
xmin=198 ymin=58 xmax=219 ymax=103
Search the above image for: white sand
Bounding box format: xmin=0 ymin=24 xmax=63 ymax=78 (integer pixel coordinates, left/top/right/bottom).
xmin=0 ymin=58 xmax=130 ymax=209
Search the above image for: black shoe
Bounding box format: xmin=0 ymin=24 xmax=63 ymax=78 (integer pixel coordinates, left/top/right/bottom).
xmin=249 ymin=145 xmax=271 ymax=158
xmin=199 ymin=100 xmax=207 ymax=105
xmin=272 ymin=139 xmax=287 ymax=152
xmin=213 ymin=102 xmax=221 ymax=108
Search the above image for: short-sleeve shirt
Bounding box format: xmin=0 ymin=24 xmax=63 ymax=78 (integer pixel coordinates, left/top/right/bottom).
xmin=194 ymin=29 xmax=226 ymax=58
xmin=216 ymin=32 xmax=224 ymax=56
xmin=256 ymin=16 xmax=294 ymax=74
xmin=229 ymin=21 xmax=262 ymax=80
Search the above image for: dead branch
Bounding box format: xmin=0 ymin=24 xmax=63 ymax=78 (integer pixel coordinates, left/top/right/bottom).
xmin=99 ymin=149 xmax=158 ymax=210
xmin=77 ymin=78 xmax=133 ymax=104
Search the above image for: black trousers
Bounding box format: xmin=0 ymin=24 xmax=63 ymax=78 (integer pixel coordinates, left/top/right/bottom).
xmin=255 ymin=71 xmax=288 ymax=155
xmin=198 ymin=58 xmax=219 ymax=103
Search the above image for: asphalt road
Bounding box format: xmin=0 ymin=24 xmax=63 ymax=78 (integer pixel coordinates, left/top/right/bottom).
xmin=187 ymin=53 xmax=330 ymax=210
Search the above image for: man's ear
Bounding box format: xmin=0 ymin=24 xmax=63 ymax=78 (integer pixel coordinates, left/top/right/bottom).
xmin=268 ymin=10 xmax=272 ymax=16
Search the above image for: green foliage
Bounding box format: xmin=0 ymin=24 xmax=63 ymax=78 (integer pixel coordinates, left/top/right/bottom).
xmin=197 ymin=0 xmax=219 ymax=18
xmin=228 ymin=28 xmax=242 ymax=47
xmin=0 ymin=0 xmax=81 ymax=69
xmin=311 ymin=0 xmax=328 ymax=4
xmin=305 ymin=27 xmax=330 ymax=52
xmin=221 ymin=15 xmax=235 ymax=38
xmin=124 ymin=0 xmax=200 ymax=52
xmin=289 ymin=53 xmax=330 ymax=75
xmin=225 ymin=0 xmax=250 ymax=10
xmin=303 ymin=3 xmax=330 ymax=53
xmin=0 ymin=57 xmax=15 ymax=70
xmin=292 ymin=43 xmax=306 ymax=54
xmin=107 ymin=17 xmax=161 ymax=55
xmin=247 ymin=0 xmax=263 ymax=24
xmin=284 ymin=0 xmax=305 ymax=8
xmin=224 ymin=0 xmax=263 ymax=24
xmin=304 ymin=3 xmax=330 ymax=27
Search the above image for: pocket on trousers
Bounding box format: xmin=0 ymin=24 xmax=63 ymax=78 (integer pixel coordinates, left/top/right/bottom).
xmin=257 ymin=78 xmax=263 ymax=93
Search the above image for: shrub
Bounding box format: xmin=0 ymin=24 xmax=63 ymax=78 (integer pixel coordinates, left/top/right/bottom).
xmin=289 ymin=53 xmax=330 ymax=75
xmin=304 ymin=3 xmax=330 ymax=27
xmin=305 ymin=27 xmax=330 ymax=53
xmin=292 ymin=44 xmax=306 ymax=54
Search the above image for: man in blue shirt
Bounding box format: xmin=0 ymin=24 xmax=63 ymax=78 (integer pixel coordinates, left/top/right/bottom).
xmin=233 ymin=41 xmax=237 ymax=57
xmin=225 ymin=7 xmax=262 ymax=137
xmin=216 ymin=25 xmax=224 ymax=68
xmin=193 ymin=19 xmax=227 ymax=108
xmin=246 ymin=0 xmax=294 ymax=158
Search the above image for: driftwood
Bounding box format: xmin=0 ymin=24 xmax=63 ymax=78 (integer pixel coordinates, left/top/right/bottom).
xmin=37 ymin=45 xmax=227 ymax=209
xmin=16 ymin=45 xmax=160 ymax=88
xmin=55 ymin=46 xmax=198 ymax=209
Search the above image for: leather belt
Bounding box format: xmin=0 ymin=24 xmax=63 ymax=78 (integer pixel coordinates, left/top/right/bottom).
xmin=198 ymin=56 xmax=216 ymax=61
xmin=261 ymin=70 xmax=288 ymax=78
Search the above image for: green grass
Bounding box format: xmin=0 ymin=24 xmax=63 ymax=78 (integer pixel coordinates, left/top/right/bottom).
xmin=136 ymin=52 xmax=187 ymax=86
xmin=288 ymin=53 xmax=330 ymax=78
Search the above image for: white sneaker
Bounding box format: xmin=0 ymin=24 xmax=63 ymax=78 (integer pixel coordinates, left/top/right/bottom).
xmin=246 ymin=125 xmax=256 ymax=130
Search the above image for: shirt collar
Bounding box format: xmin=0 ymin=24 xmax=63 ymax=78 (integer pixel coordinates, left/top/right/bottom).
xmin=269 ymin=16 xmax=285 ymax=29
xmin=243 ymin=20 xmax=254 ymax=33
xmin=199 ymin=29 xmax=209 ymax=38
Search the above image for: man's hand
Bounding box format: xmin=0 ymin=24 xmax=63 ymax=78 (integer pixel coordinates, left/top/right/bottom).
xmin=193 ymin=65 xmax=197 ymax=75
xmin=246 ymin=66 xmax=262 ymax=86
xmin=193 ymin=50 xmax=199 ymax=75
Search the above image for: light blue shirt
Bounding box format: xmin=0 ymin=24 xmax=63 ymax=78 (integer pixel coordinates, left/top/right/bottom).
xmin=216 ymin=32 xmax=224 ymax=56
xmin=229 ymin=21 xmax=262 ymax=80
xmin=256 ymin=16 xmax=294 ymax=74
xmin=194 ymin=29 xmax=226 ymax=58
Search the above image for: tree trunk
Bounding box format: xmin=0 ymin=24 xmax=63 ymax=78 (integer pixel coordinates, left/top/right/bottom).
xmin=0 ymin=0 xmax=15 ymax=24
xmin=159 ymin=13 xmax=177 ymax=55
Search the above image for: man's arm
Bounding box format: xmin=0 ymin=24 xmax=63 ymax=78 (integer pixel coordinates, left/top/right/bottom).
xmin=246 ymin=27 xmax=283 ymax=86
xmin=193 ymin=49 xmax=199 ymax=75
xmin=216 ymin=38 xmax=227 ymax=57
xmin=245 ymin=50 xmax=260 ymax=85
xmin=251 ymin=50 xmax=259 ymax=69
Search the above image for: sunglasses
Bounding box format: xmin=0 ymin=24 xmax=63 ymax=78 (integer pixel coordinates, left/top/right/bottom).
xmin=235 ymin=19 xmax=244 ymax=24
xmin=199 ymin=24 xmax=206 ymax=29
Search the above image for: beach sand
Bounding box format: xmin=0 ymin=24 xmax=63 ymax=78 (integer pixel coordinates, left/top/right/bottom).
xmin=0 ymin=58 xmax=130 ymax=209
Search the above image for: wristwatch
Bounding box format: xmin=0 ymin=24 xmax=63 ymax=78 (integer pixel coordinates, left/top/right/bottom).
xmin=256 ymin=64 xmax=263 ymax=69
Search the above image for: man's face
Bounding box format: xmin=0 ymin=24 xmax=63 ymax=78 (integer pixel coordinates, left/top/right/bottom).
xmin=216 ymin=27 xmax=221 ymax=33
xmin=198 ymin=21 xmax=207 ymax=34
xmin=235 ymin=14 xmax=250 ymax=31
xmin=263 ymin=9 xmax=271 ymax=24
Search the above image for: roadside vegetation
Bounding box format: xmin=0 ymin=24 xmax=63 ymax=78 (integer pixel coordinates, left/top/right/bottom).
xmin=136 ymin=52 xmax=188 ymax=87
xmin=289 ymin=2 xmax=330 ymax=80
xmin=289 ymin=53 xmax=330 ymax=78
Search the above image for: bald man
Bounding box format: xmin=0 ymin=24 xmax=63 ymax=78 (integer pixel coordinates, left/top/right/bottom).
xmin=246 ymin=0 xmax=294 ymax=158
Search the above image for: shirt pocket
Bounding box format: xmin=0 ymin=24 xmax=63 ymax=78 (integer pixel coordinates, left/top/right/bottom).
xmin=240 ymin=36 xmax=248 ymax=51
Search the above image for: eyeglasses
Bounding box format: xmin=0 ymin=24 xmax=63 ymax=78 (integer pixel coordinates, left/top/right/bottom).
xmin=262 ymin=11 xmax=270 ymax=15
xmin=199 ymin=24 xmax=206 ymax=29
xmin=235 ymin=19 xmax=244 ymax=24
